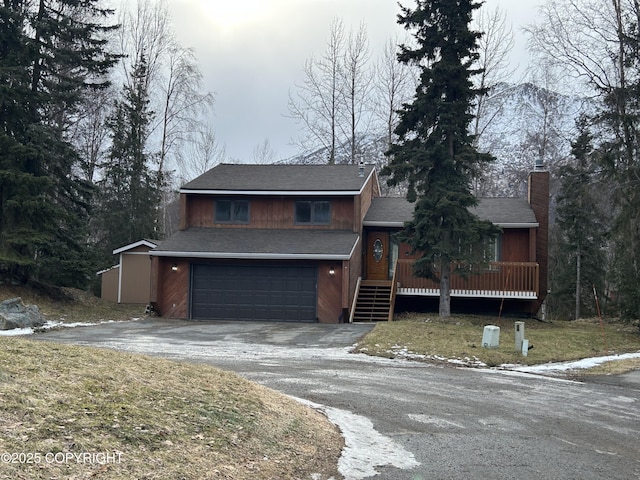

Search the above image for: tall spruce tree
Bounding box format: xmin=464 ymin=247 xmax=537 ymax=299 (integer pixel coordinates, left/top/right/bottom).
xmin=95 ymin=55 xmax=161 ymax=265
xmin=0 ymin=1 xmax=118 ymax=286
xmin=598 ymin=1 xmax=640 ymax=321
xmin=382 ymin=0 xmax=498 ymax=317
xmin=551 ymin=118 xmax=608 ymax=319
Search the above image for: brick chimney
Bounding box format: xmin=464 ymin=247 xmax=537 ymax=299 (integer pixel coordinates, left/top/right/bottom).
xmin=528 ymin=167 xmax=550 ymax=316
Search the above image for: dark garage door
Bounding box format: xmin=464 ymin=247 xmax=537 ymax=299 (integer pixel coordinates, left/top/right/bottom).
xmin=190 ymin=264 xmax=317 ymax=322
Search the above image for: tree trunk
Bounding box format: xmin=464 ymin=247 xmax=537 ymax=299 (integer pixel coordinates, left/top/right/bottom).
xmin=439 ymin=259 xmax=451 ymax=318
xmin=575 ymin=242 xmax=581 ymax=320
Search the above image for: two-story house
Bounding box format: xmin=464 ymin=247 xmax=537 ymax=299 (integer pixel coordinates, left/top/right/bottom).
xmin=149 ymin=163 xmax=549 ymax=323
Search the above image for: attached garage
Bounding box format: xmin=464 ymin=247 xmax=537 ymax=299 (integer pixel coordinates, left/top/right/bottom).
xmin=151 ymin=228 xmax=359 ymax=322
xmin=190 ymin=264 xmax=317 ymax=322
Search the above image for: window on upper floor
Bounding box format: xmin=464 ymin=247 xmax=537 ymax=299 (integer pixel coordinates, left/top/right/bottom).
xmin=215 ymin=199 xmax=250 ymax=223
xmin=294 ymin=200 xmax=330 ymax=225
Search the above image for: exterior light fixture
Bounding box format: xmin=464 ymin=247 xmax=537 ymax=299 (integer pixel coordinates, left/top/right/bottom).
xmin=329 ymin=267 xmax=335 ymax=276
xmin=171 ymin=264 xmax=178 ymax=272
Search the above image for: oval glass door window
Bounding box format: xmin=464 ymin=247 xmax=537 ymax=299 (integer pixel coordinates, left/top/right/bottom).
xmin=373 ymin=238 xmax=384 ymax=262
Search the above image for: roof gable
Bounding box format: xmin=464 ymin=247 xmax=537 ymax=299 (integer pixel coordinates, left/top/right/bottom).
xmin=112 ymin=239 xmax=158 ymax=255
xmin=181 ymin=163 xmax=377 ymax=194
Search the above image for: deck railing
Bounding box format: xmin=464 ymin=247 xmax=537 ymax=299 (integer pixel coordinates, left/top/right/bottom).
xmin=388 ymin=258 xmax=398 ymax=321
xmin=395 ymin=260 xmax=539 ymax=299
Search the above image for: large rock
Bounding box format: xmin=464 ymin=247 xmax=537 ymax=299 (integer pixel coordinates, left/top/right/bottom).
xmin=0 ymin=297 xmax=46 ymax=330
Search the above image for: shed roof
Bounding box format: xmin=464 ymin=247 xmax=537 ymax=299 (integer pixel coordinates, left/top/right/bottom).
xmin=112 ymin=239 xmax=158 ymax=255
xmin=181 ymin=163 xmax=377 ymax=194
xmin=151 ymin=228 xmax=359 ymax=260
xmin=364 ymin=197 xmax=538 ymax=228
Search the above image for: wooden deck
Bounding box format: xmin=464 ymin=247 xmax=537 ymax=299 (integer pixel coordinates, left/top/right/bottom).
xmin=394 ymin=260 xmax=539 ymax=300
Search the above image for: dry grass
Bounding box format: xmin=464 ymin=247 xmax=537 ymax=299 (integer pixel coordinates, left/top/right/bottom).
xmin=0 ymin=338 xmax=342 ymax=480
xmin=354 ymin=314 xmax=640 ymax=373
xmin=0 ymin=284 xmax=144 ymax=323
xmin=577 ymin=357 xmax=640 ymax=376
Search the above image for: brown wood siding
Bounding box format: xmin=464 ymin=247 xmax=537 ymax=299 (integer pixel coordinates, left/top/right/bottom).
xmin=183 ymin=195 xmax=356 ymax=230
xmin=396 ymin=230 xmax=534 ymax=263
xmin=155 ymin=258 xmax=189 ymax=318
xmin=179 ymin=193 xmax=187 ymax=230
xmin=150 ymin=257 xmax=158 ymax=303
xmin=348 ymin=236 xmax=363 ymax=308
xmin=317 ymin=260 xmax=344 ymax=323
xmin=359 ymin=172 xmax=378 ymax=225
xmin=186 ymin=195 xmax=214 ymax=228
xmin=501 ymin=229 xmax=531 ymax=262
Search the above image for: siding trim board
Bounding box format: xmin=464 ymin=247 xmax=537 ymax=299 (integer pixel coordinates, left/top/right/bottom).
xmin=113 ymin=239 xmax=158 ymax=255
xmin=180 ymin=189 xmax=364 ymax=196
xmin=151 ymin=251 xmax=356 ymax=261
xmin=364 ymin=221 xmax=539 ymax=229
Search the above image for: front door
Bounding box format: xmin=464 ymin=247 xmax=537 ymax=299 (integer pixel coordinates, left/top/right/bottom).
xmin=366 ymin=231 xmax=389 ymax=280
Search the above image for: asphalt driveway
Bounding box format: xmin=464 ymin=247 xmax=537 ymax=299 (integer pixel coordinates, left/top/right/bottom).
xmin=34 ymin=319 xmax=640 ymax=480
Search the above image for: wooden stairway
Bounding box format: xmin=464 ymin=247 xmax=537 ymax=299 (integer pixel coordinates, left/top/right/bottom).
xmin=350 ymin=280 xmax=396 ymax=322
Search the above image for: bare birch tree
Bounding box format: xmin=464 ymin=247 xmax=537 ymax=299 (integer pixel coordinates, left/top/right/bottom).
xmin=288 ymin=18 xmax=345 ymax=164
xmin=373 ymin=36 xmax=416 ymax=149
xmin=526 ymin=0 xmax=623 ymax=94
xmin=118 ymin=0 xmax=171 ymax=93
xmin=176 ymin=124 xmax=226 ymax=181
xmin=472 ymin=5 xmax=516 ymax=140
xmin=528 ymin=0 xmax=640 ymax=320
xmin=71 ymin=87 xmax=115 ymax=183
xmin=157 ymin=43 xmax=214 ymax=175
xmin=115 ymin=0 xmax=214 ymax=236
xmin=251 ymin=138 xmax=278 ymax=164
xmin=340 ymin=21 xmax=372 ymax=163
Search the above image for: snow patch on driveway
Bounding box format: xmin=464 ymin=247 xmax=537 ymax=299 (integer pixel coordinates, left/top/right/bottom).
xmin=295 ymin=397 xmax=420 ymax=480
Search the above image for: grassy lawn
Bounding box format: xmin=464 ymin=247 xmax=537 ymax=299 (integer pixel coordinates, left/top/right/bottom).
xmin=0 ymin=338 xmax=342 ymax=480
xmin=353 ymin=313 xmax=640 ymax=372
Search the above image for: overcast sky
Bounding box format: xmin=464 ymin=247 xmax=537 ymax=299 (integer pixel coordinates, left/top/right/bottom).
xmin=167 ymin=0 xmax=542 ymax=163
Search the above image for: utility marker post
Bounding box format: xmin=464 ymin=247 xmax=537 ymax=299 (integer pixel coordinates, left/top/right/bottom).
xmin=515 ymin=322 xmax=525 ymax=352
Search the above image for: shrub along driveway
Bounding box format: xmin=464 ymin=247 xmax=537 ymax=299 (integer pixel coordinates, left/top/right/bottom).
xmin=37 ymin=319 xmax=640 ymax=480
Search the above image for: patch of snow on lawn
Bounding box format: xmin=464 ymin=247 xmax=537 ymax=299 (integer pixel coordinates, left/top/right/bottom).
xmin=0 ymin=326 xmax=35 ymax=336
xmin=295 ymin=397 xmax=420 ymax=480
xmin=507 ymin=351 xmax=640 ymax=375
xmin=387 ymin=344 xmax=486 ymax=367
xmin=0 ymin=319 xmax=136 ymax=336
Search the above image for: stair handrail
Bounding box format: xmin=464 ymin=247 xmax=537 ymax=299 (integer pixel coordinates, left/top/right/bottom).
xmin=388 ymin=259 xmax=398 ymax=322
xmin=348 ymin=276 xmax=362 ymax=323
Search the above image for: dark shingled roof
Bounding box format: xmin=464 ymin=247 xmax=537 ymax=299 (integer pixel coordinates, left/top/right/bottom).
xmin=471 ymin=198 xmax=538 ymax=225
xmin=362 ymin=197 xmax=414 ymax=226
xmin=182 ymin=163 xmax=377 ymax=192
xmin=364 ymin=197 xmax=538 ymax=227
xmin=152 ymin=228 xmax=359 ymax=259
